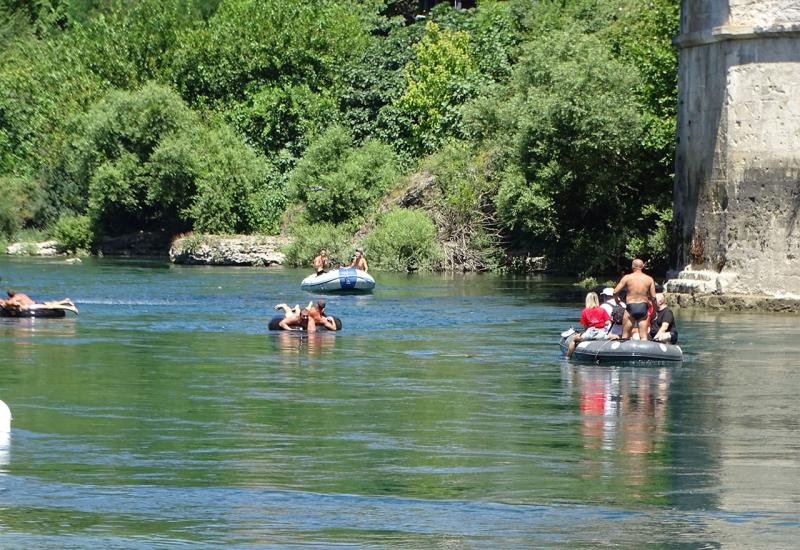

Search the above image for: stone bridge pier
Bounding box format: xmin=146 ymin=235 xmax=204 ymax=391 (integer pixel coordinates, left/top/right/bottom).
xmin=667 ymin=1 xmax=800 ymax=310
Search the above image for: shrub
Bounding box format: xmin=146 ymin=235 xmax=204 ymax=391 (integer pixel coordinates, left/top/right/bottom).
xmin=420 ymin=143 xmax=502 ymax=271
xmin=0 ymin=192 xmax=22 ymax=239
xmin=395 ymin=21 xmax=480 ymax=156
xmin=52 ymin=214 xmax=93 ymax=252
xmin=288 ymin=125 xmax=400 ymax=224
xmin=362 ymin=208 xmax=441 ymax=271
xmin=58 ymin=82 xmax=284 ymax=237
xmin=0 ymin=175 xmax=36 ymax=238
xmin=283 ymin=221 xmax=353 ymax=268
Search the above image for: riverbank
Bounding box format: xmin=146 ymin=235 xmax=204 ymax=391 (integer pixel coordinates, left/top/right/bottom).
xmin=6 ymin=235 xmax=800 ymax=313
xmin=668 ymin=292 xmax=800 ymax=313
xmin=169 ymin=234 xmax=288 ymax=266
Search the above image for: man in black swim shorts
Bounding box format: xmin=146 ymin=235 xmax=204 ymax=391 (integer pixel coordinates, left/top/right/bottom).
xmin=626 ymin=302 xmax=649 ymax=321
xmin=613 ymin=259 xmax=657 ymax=340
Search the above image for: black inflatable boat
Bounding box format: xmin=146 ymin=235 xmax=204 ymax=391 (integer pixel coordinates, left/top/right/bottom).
xmin=560 ymin=331 xmax=682 ymax=363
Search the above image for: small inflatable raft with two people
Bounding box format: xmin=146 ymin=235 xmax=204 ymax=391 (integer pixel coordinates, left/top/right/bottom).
xmin=559 ymin=329 xmax=683 ymax=363
xmin=300 ymin=268 xmax=375 ymax=293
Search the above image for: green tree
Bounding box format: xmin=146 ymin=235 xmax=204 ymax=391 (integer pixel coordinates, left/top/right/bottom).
xmin=395 ymin=21 xmax=479 ymax=156
xmin=465 ymin=28 xmax=650 ymax=271
xmin=288 ymin=125 xmax=399 ymax=225
xmin=57 ymin=82 xmax=283 ymax=237
xmin=363 ymin=208 xmax=441 ymax=271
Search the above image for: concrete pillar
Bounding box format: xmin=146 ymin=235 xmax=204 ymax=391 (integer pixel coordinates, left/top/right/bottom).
xmin=669 ymin=1 xmax=800 ymax=299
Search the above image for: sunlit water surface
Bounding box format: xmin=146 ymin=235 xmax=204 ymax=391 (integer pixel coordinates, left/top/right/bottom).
xmin=0 ymin=257 xmax=798 ymax=547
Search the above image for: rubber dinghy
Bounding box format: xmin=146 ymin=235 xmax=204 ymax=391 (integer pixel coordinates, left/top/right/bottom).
xmin=300 ymin=268 xmax=375 ymax=293
xmin=559 ymin=331 xmax=682 ymax=363
xmin=268 ymin=316 xmax=342 ymax=331
xmin=0 ymin=303 xmax=79 ymax=318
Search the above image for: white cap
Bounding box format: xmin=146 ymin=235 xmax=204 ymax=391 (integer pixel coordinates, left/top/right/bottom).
xmin=601 ymin=287 xmax=614 ymax=297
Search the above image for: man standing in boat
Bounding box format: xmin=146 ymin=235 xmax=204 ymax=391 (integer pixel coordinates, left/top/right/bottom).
xmin=613 ymin=259 xmax=657 ymax=341
xmin=313 ymin=249 xmax=329 ymax=275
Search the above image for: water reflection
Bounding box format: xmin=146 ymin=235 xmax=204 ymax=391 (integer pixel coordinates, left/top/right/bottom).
xmin=273 ymin=331 xmax=337 ymax=358
xmin=562 ymin=364 xmax=672 ymax=496
xmin=0 ymin=431 xmax=9 ymax=470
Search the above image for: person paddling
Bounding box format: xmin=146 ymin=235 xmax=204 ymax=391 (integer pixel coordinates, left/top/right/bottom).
xmin=613 ymin=259 xmax=657 ymax=341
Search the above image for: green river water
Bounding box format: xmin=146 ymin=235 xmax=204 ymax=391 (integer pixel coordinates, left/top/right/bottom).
xmin=0 ymin=257 xmax=798 ymax=547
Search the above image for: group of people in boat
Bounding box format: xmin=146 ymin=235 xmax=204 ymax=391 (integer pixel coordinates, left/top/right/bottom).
xmin=312 ymin=248 xmax=368 ymax=276
xmin=566 ymin=259 xmax=678 ymax=358
xmin=0 ymin=289 xmax=76 ymax=315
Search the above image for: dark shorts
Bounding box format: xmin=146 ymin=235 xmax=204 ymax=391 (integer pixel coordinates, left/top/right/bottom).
xmin=626 ymin=302 xmax=649 ymax=321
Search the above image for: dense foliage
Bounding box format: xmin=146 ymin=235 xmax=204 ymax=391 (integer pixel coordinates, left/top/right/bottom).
xmin=0 ymin=0 xmax=679 ymax=274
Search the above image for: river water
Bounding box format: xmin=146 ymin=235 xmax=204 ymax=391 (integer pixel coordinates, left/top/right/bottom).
xmin=0 ymin=257 xmax=798 ymax=547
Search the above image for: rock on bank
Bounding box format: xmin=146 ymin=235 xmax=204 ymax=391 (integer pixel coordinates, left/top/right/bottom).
xmin=169 ymin=234 xmax=288 ymax=266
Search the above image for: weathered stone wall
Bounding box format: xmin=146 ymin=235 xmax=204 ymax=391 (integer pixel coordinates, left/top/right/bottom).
xmin=169 ymin=234 xmax=287 ymax=266
xmin=670 ymin=0 xmax=800 ymax=300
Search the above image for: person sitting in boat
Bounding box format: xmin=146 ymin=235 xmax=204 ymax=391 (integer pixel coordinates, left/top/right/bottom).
xmin=313 ymin=249 xmax=330 ymax=276
xmin=566 ymin=292 xmax=611 ymax=358
xmin=599 ymin=287 xmax=624 ymax=339
xmin=349 ymin=248 xmax=368 ymax=272
xmin=308 ymin=299 xmax=338 ymax=331
xmin=649 ymin=293 xmax=678 ymax=344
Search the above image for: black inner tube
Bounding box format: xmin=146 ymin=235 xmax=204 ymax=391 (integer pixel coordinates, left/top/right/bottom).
xmin=268 ymin=315 xmax=342 ymax=331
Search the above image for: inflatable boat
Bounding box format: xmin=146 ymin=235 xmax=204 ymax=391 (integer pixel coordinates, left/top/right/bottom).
xmin=300 ymin=268 xmax=375 ymax=293
xmin=560 ymin=331 xmax=682 ymax=363
xmin=0 ymin=303 xmax=79 ymax=318
xmin=268 ymin=315 xmax=342 ymax=331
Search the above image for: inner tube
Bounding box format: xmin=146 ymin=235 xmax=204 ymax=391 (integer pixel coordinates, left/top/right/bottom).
xmin=268 ymin=315 xmax=342 ymax=331
xmin=0 ymin=305 xmax=66 ymax=318
xmin=560 ymin=332 xmax=682 ymax=363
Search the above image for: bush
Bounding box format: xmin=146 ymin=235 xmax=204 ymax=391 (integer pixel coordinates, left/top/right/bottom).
xmin=419 ymin=143 xmax=501 ymax=271
xmin=57 ymin=82 xmax=284 ymax=237
xmin=0 ymin=188 xmax=22 ymax=239
xmin=362 ymin=208 xmax=441 ymax=271
xmin=283 ymin=221 xmax=353 ymax=268
xmin=395 ymin=21 xmax=480 ymax=156
xmin=52 ymin=214 xmax=93 ymax=252
xmin=288 ymin=125 xmax=400 ymax=224
xmin=0 ymin=175 xmax=39 ymax=238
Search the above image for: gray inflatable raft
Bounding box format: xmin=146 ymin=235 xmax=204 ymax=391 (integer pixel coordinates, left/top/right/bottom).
xmin=559 ymin=332 xmax=683 ymax=363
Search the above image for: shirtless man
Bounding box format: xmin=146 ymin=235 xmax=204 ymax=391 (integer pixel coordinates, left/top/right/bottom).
xmin=349 ymin=248 xmax=368 ymax=272
xmin=308 ymin=299 xmax=337 ymax=331
xmin=279 ymin=307 xmax=315 ymax=331
xmin=312 ymin=249 xmax=329 ymax=276
xmin=0 ymin=289 xmax=34 ymax=311
xmin=613 ymin=259 xmax=657 ymax=340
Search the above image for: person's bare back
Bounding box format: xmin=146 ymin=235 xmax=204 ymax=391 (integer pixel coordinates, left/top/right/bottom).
xmin=614 ymin=270 xmax=655 ymax=304
xmin=613 ymin=259 xmax=657 ymax=340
